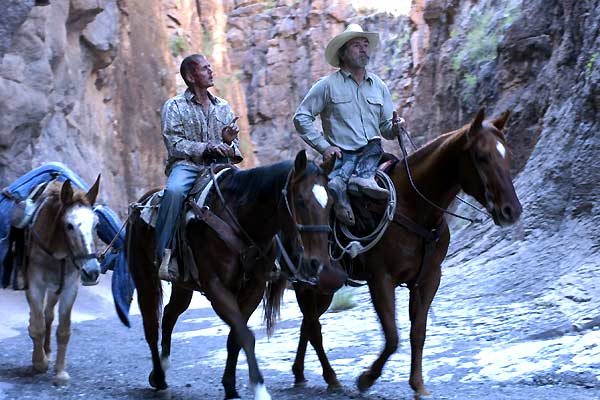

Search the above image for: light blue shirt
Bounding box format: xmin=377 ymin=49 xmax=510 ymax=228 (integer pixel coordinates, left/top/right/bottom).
xmin=293 ymin=70 xmax=395 ymax=153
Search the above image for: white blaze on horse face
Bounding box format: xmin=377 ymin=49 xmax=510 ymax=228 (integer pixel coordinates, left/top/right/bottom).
xmin=496 ymin=140 xmax=507 ymax=159
xmin=65 ymin=206 xmax=97 ymax=254
xmin=312 ymin=184 xmax=328 ymax=208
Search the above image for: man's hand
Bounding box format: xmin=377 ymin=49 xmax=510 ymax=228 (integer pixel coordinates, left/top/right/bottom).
xmin=205 ymin=142 xmax=235 ymax=159
xmin=392 ymin=111 xmax=406 ymax=137
xmin=221 ymin=117 xmax=240 ymax=144
xmin=322 ymin=146 xmax=342 ymax=164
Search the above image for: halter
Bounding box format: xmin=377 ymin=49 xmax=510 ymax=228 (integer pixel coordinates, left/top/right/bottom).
xmin=27 ymin=198 xmax=98 ymax=295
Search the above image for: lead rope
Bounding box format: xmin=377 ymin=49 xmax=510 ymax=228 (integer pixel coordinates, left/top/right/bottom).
xmin=329 ymin=170 xmax=397 ymax=261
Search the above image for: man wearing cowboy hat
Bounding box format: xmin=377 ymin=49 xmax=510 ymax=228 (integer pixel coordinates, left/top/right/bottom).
xmin=293 ymin=24 xmax=405 ymax=226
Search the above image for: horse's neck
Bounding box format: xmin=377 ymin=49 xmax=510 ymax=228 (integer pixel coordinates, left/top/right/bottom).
xmin=395 ymin=133 xmax=463 ymax=226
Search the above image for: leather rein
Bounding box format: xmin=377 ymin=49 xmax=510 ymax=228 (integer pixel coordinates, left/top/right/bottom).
xmin=189 ymin=165 xmax=330 ymax=283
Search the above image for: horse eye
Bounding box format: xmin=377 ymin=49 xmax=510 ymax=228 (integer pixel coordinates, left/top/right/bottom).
xmin=476 ymin=153 xmax=490 ymax=164
xmin=66 ymin=223 xmax=74 ymax=231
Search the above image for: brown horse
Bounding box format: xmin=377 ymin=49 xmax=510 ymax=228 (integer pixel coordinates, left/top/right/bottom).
xmin=290 ymin=109 xmax=522 ymax=397
xmin=127 ymin=151 xmax=346 ymax=399
xmin=24 ymin=177 xmax=101 ymax=385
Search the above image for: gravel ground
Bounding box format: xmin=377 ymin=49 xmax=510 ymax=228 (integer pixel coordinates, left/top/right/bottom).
xmin=0 ymin=279 xmax=598 ymax=400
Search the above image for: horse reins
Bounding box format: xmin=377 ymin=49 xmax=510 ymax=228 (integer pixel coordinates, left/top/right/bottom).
xmin=208 ymin=165 xmax=330 ymax=283
xmin=396 ymin=125 xmax=489 ymax=223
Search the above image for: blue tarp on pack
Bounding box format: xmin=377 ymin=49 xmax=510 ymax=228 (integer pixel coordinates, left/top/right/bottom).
xmin=0 ymin=162 xmax=134 ymax=327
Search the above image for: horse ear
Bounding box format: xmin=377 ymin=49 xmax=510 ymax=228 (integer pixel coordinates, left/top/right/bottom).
xmin=60 ymin=179 xmax=74 ymax=204
xmin=294 ymin=150 xmax=307 ymax=178
xmin=470 ymin=107 xmax=485 ymax=133
xmin=320 ymin=154 xmax=335 ymax=175
xmin=86 ymin=174 xmax=101 ymax=206
xmin=492 ymin=110 xmax=510 ymax=131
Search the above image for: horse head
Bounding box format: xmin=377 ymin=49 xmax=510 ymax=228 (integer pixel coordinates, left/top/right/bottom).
xmin=459 ymin=108 xmax=522 ymax=226
xmin=282 ymin=150 xmax=346 ymax=293
xmin=59 ymin=175 xmax=102 ymax=285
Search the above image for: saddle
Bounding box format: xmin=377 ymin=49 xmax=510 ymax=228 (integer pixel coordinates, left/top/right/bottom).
xmin=137 ymin=165 xmax=236 ymax=287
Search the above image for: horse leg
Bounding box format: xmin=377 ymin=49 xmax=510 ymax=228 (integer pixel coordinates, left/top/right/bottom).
xmin=221 ymin=282 xmax=265 ymax=399
xmin=26 ymin=282 xmax=49 ymax=373
xmin=357 ymin=275 xmax=398 ymax=392
xmin=160 ymin=285 xmax=193 ymax=373
xmin=129 ymin=234 xmax=167 ymax=391
xmin=54 ymin=281 xmax=78 ymax=385
xmin=292 ymin=288 xmax=339 ymax=389
xmin=43 ymin=291 xmax=60 ymax=357
xmin=408 ymin=267 xmax=441 ymax=398
xmin=204 ymin=279 xmax=271 ymax=400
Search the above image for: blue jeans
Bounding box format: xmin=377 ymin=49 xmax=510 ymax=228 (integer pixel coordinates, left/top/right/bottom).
xmin=329 ymin=139 xmax=383 ymax=185
xmin=155 ymin=163 xmax=204 ymax=259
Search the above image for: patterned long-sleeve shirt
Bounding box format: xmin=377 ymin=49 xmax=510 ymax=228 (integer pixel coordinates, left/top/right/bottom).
xmin=293 ymin=70 xmax=395 ymax=153
xmin=161 ymin=89 xmax=243 ymax=175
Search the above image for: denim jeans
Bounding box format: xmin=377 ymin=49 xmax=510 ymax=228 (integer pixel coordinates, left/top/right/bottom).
xmin=154 ymin=163 xmax=204 ymax=259
xmin=328 ymin=139 xmax=383 ymax=186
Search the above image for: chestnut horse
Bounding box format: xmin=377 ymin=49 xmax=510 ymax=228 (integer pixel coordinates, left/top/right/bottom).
xmin=127 ymin=151 xmax=345 ymax=399
xmin=25 ymin=177 xmax=101 ymax=385
xmin=290 ymin=109 xmax=522 ymax=397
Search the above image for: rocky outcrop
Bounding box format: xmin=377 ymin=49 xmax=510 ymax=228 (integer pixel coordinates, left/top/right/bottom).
xmin=0 ymin=0 xmax=173 ymax=211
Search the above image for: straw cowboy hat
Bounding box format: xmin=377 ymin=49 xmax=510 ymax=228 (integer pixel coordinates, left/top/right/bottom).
xmin=325 ymin=24 xmax=380 ymax=68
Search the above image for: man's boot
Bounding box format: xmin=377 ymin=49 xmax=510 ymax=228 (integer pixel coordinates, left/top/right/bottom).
xmin=158 ymin=248 xmax=179 ymax=281
xmin=348 ymin=176 xmax=389 ymax=199
xmin=328 ymin=177 xmax=355 ymax=226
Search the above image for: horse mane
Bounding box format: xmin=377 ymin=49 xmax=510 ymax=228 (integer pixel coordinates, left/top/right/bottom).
xmin=405 ymin=124 xmax=470 ymax=166
xmin=222 ymin=160 xmax=321 ymax=205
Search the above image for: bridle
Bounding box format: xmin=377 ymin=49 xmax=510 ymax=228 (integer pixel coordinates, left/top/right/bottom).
xmin=277 ymin=167 xmax=331 ymax=282
xmin=396 ymin=125 xmax=492 ymax=223
xmin=463 ymin=126 xmax=504 ymax=214
xmin=209 ymin=164 xmax=330 ymax=283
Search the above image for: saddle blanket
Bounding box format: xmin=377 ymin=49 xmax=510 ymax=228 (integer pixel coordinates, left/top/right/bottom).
xmin=139 ymin=168 xmax=232 ymax=227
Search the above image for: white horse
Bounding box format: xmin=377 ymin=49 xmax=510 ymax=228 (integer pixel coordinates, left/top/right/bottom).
xmin=24 ymin=176 xmax=101 ymax=385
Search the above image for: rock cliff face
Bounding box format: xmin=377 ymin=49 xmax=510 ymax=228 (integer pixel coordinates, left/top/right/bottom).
xmin=0 ymin=0 xmax=173 ymax=210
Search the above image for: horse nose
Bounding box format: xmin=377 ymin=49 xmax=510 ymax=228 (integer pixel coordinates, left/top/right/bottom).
xmin=501 ymin=202 xmax=522 ymax=223
xmin=81 ymin=259 xmax=101 ymax=286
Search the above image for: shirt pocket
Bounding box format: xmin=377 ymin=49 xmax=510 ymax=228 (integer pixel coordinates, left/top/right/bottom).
xmin=330 ymin=95 xmax=353 ymax=119
xmin=366 ymin=96 xmax=383 ymax=118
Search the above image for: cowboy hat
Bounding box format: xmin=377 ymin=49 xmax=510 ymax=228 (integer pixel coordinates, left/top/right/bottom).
xmin=325 ymin=24 xmax=379 ymax=68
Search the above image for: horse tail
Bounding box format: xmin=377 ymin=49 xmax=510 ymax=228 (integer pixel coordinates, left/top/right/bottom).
xmin=126 ymin=209 xmax=163 ymax=321
xmin=263 ymin=275 xmax=287 ymax=337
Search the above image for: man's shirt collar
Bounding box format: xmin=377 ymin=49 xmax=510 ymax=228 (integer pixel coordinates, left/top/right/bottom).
xmin=184 ymin=88 xmax=219 ymax=105
xmin=338 ymin=69 xmax=374 ymax=85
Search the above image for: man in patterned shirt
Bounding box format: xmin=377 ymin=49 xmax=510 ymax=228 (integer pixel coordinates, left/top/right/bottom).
xmin=155 ymin=53 xmax=243 ymax=278
xmin=293 ymin=24 xmax=405 ymax=226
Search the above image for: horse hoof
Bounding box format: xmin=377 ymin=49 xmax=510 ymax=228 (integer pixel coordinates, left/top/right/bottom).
xmin=293 ymin=378 xmax=307 ymax=388
xmin=32 ymin=359 xmax=49 ymax=373
xmin=327 ymin=380 xmax=343 ymax=392
xmin=413 ymin=388 xmax=432 ymax=399
xmin=54 ymin=371 xmax=70 ymax=386
xmin=356 ymin=372 xmax=374 ymax=393
xmin=253 ymin=383 xmax=271 ymax=400
xmin=149 ymin=370 xmax=168 ymax=390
